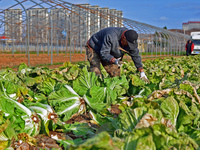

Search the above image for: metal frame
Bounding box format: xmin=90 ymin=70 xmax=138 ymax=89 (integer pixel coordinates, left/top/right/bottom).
xmin=0 ymin=0 xmax=190 ymax=66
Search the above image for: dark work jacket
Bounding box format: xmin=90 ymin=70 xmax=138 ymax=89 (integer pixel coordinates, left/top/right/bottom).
xmin=185 ymin=42 xmax=194 ymax=52
xmin=88 ymin=27 xmax=143 ymax=70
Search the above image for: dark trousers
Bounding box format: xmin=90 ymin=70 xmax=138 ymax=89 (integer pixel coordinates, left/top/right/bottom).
xmin=85 ymin=45 xmax=120 ymax=77
xmin=186 ymin=50 xmax=191 ymax=56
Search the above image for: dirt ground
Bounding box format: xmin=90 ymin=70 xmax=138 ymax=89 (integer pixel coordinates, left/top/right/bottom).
xmin=0 ymin=53 xmax=182 ymax=71
xmin=0 ymin=53 xmax=86 ymax=70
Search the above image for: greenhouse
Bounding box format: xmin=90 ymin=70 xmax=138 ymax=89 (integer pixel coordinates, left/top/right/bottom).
xmin=0 ymin=0 xmax=190 ymax=65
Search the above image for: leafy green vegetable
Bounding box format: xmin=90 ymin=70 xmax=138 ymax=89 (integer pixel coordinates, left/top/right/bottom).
xmin=48 ymin=85 xmax=84 ymax=121
xmin=117 ymin=107 xmax=146 ymax=132
xmin=180 ymin=83 xmax=194 ymax=95
xmin=73 ymin=66 xmax=100 ymax=96
xmin=160 ymin=96 xmax=179 ymax=126
xmin=69 ymin=131 xmax=123 ymax=150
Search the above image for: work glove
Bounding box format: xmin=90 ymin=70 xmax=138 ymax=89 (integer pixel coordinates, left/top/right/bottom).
xmin=115 ymin=58 xmax=123 ymax=68
xmin=140 ymin=72 xmax=150 ymax=83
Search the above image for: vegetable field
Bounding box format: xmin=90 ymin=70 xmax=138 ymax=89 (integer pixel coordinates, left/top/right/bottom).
xmin=0 ymin=55 xmax=200 ymax=150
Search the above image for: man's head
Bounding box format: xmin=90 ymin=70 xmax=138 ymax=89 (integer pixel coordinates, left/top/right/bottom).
xmin=122 ymin=30 xmax=138 ymax=50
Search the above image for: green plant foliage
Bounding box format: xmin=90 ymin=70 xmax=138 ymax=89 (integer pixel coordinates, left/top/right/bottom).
xmin=160 ymin=96 xmax=179 ymax=126
xmin=73 ymin=66 xmax=100 ymax=96
xmin=180 ymin=84 xmax=194 ymax=95
xmin=0 ymin=55 xmax=199 ymax=149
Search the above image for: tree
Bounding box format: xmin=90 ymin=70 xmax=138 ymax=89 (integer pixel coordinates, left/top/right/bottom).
xmin=163 ymin=26 xmax=167 ymax=29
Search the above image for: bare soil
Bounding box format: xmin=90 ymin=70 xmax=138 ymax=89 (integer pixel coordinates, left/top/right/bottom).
xmin=0 ymin=53 xmax=86 ymax=70
xmin=0 ymin=53 xmax=183 ymax=71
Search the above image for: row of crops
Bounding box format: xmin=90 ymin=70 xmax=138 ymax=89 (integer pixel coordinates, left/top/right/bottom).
xmin=0 ymin=55 xmax=200 ymax=149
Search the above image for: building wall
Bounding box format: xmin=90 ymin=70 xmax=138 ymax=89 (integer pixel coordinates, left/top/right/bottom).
xmin=3 ymin=4 xmax=124 ymax=46
xmin=110 ymin=9 xmax=117 ymax=27
xmin=182 ymin=21 xmax=200 ymax=31
xmin=116 ymin=10 xmax=123 ymax=27
xmin=71 ymin=4 xmax=91 ymax=46
xmin=90 ymin=5 xmax=100 ymax=36
xmin=4 ymin=9 xmax=22 ymax=42
xmin=71 ymin=4 xmax=124 ymax=43
xmin=28 ymin=8 xmax=48 ymax=44
xmin=50 ymin=8 xmax=69 ymax=45
xmin=99 ymin=7 xmax=110 ymax=30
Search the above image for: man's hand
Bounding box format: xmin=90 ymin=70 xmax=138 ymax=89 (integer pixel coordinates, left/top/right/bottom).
xmin=115 ymin=58 xmax=123 ymax=68
xmin=140 ymin=72 xmax=150 ymax=83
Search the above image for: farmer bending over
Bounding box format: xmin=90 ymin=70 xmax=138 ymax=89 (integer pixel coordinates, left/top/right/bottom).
xmin=86 ymin=27 xmax=149 ymax=82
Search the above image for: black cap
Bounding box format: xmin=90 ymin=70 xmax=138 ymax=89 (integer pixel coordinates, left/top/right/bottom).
xmin=124 ymin=30 xmax=138 ymax=50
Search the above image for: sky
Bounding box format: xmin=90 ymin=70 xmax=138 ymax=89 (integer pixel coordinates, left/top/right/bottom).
xmin=0 ymin=0 xmax=200 ymax=29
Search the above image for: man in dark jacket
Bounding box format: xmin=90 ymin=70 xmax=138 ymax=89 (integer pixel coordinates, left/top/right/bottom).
xmin=85 ymin=27 xmax=148 ymax=81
